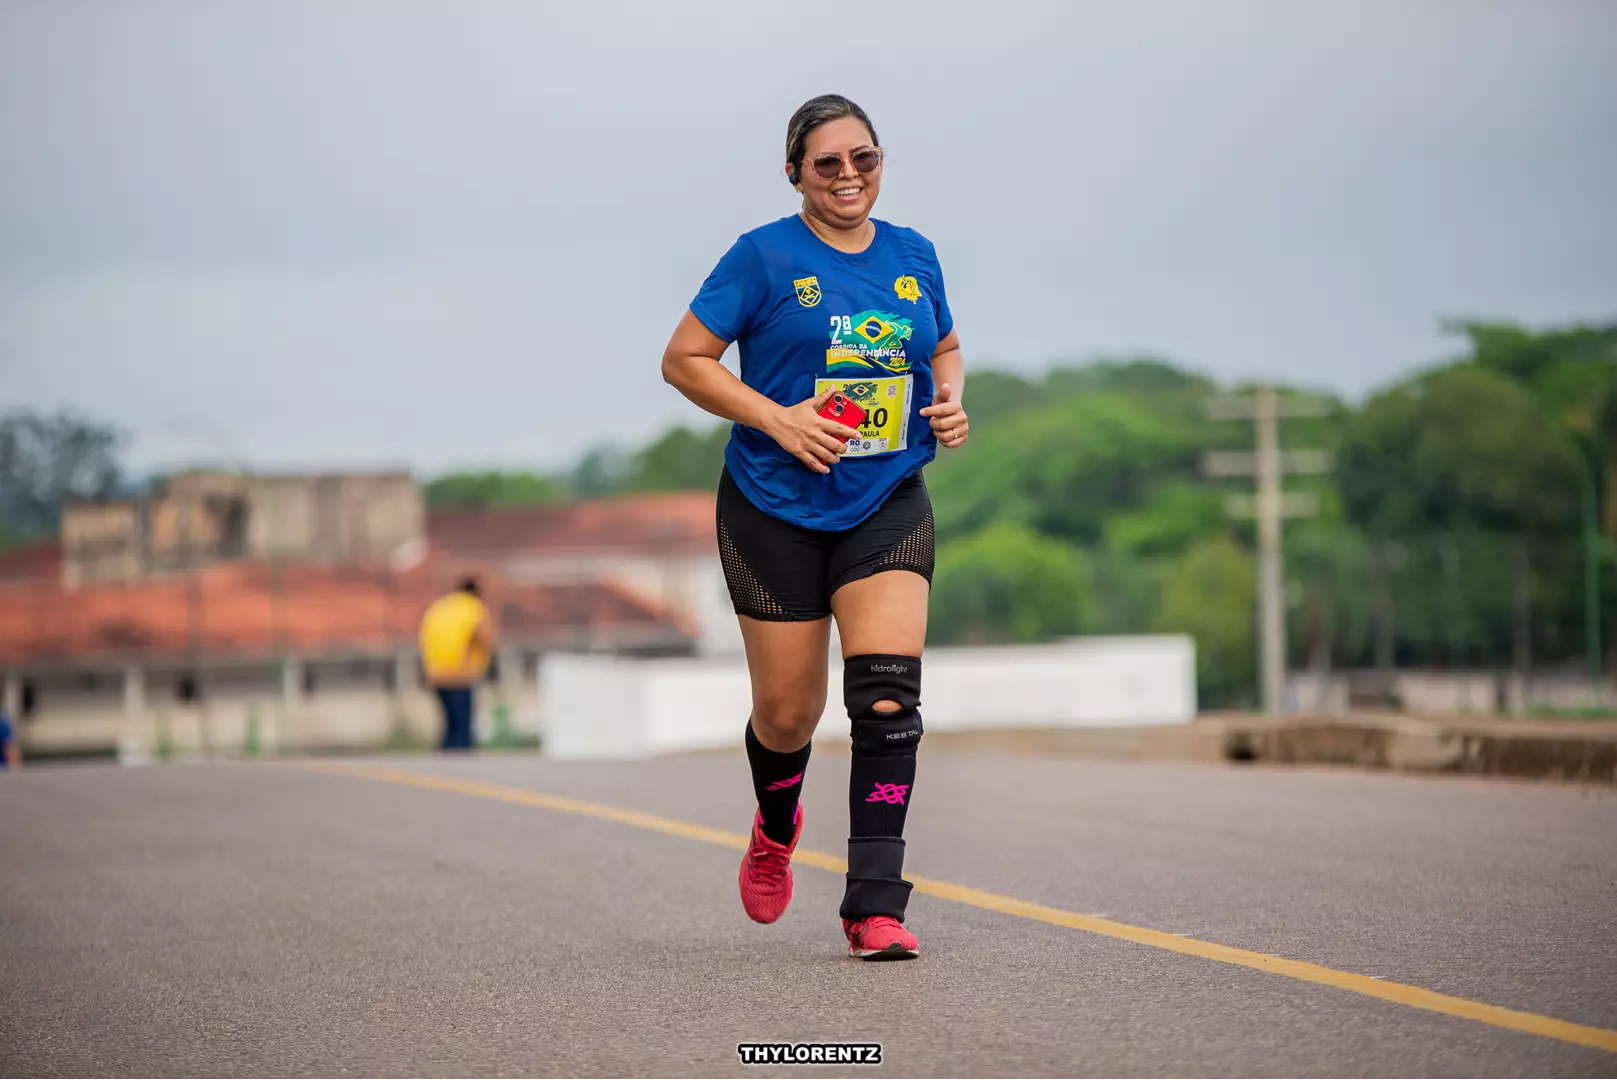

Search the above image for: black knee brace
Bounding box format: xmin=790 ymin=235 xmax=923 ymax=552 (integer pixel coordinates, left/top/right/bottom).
xmin=841 ymin=654 xmax=923 ymax=923
xmin=844 ymin=653 xmax=923 ymax=753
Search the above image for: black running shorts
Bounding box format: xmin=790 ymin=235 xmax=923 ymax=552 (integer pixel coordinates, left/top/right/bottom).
xmin=716 ymin=466 xmax=935 ymax=622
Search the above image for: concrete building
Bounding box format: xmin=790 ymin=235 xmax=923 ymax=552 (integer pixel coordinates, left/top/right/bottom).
xmin=59 ymin=471 xmax=424 ymax=587
xmin=0 ymin=474 xmax=723 ymax=759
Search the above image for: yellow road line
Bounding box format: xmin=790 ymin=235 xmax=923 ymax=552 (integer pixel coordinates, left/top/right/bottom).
xmin=292 ymin=759 xmax=1617 ymax=1055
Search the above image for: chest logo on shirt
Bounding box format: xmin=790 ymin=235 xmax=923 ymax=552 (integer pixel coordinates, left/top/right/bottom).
xmin=894 ymin=275 xmax=922 ymax=303
xmin=827 ymin=310 xmax=914 ymax=375
xmin=793 ymin=276 xmax=822 ymax=307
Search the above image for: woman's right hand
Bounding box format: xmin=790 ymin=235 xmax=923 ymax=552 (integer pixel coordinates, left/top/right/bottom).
xmin=767 ymin=389 xmax=861 ymax=474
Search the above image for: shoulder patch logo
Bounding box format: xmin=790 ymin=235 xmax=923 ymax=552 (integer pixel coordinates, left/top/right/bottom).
xmin=794 ymin=276 xmax=822 ymax=307
xmin=894 ymin=275 xmax=922 ymax=303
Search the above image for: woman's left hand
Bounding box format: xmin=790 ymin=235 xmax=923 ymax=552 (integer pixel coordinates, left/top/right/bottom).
xmin=920 ymin=382 xmax=969 ymax=449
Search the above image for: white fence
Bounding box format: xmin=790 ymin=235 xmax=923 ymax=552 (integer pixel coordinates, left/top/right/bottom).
xmin=537 ymin=635 xmax=1197 ymax=760
xmin=1286 ymin=668 xmax=1617 ymax=716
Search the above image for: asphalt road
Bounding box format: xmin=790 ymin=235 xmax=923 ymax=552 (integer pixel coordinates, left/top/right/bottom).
xmin=2 ymin=749 xmax=1614 ymax=1078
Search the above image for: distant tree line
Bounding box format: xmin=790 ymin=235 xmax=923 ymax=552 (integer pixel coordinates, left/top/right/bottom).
xmin=422 ymin=320 xmax=1616 ymax=704
xmin=6 ymin=320 xmax=1613 ymax=707
xmin=0 ymin=409 xmax=127 ymax=550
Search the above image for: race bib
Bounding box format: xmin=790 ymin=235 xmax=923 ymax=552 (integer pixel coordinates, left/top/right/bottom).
xmin=815 ymin=375 xmax=912 ymax=457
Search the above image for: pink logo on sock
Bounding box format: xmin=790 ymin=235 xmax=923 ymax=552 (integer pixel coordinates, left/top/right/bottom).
xmin=866 ymin=782 xmax=909 ymax=805
xmin=766 ymin=771 xmax=804 ymax=791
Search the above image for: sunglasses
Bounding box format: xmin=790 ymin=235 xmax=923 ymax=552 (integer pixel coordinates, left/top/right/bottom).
xmin=805 ymin=146 xmax=883 ymax=181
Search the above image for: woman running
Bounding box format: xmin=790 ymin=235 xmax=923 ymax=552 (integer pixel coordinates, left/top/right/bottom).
xmin=661 ymin=93 xmax=969 ymax=959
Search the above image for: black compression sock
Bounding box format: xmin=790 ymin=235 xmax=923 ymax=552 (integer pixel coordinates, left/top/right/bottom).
xmin=745 ymin=720 xmax=811 ymax=845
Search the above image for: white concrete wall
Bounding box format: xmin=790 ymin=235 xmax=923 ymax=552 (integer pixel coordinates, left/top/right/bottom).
xmin=688 ymin=559 xmax=744 ymax=656
xmin=538 ymin=635 xmax=1197 ymax=761
xmin=1515 ymin=674 xmax=1617 ymax=711
xmin=23 ymin=682 xmax=437 ymax=756
xmin=1284 ymin=669 xmax=1617 ymax=716
xmin=16 ymin=660 xmax=541 ymax=758
xmin=1392 ymin=671 xmax=1501 ymax=714
xmin=1286 ymin=672 xmax=1351 ymax=715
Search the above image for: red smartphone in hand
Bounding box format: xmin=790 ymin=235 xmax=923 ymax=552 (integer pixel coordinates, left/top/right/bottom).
xmin=818 ymin=391 xmax=867 ymax=441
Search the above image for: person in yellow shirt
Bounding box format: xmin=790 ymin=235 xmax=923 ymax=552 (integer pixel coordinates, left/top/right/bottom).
xmin=418 ymin=577 xmax=496 ymax=751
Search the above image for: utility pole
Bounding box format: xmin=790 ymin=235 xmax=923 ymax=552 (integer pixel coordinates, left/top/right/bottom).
xmin=1205 ymin=386 xmax=1333 ymax=716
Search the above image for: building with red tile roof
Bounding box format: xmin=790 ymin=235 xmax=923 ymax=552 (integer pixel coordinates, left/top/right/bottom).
xmin=0 ymin=560 xmax=690 ymax=670
xmin=0 ymin=475 xmax=731 ymax=757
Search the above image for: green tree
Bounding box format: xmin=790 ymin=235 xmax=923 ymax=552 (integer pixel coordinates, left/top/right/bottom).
xmin=1084 ymin=544 xmax=1170 ymax=637
xmin=1101 ymin=480 xmax=1229 ymax=558
xmin=1447 ymin=320 xmax=1617 ymax=430
xmin=929 ymin=523 xmax=1095 ymax=645
xmin=1598 ymin=372 xmax=1617 ymax=537
xmin=1043 ymin=356 xmax=1218 ymax=403
xmin=1154 ymin=534 xmax=1257 ymax=706
xmin=1284 ymin=520 xmax=1375 ymax=670
xmin=568 ymin=445 xmax=633 ymax=499
xmin=1597 ymin=371 xmax=1617 ymax=453
xmin=947 ymin=370 xmax=1044 ymax=431
xmin=624 ymin=423 xmax=730 ymax=492
xmin=954 ymin=358 xmax=1216 ymax=441
xmin=0 ymin=516 xmax=26 ymax=553
xmin=927 ymin=392 xmax=1212 ymax=546
xmin=423 ymin=471 xmax=569 ymax=509
xmin=0 ymin=409 xmax=126 ymax=547
xmin=1337 ymin=365 xmax=1582 ymax=537
xmin=1337 ymin=364 xmax=1589 ymax=668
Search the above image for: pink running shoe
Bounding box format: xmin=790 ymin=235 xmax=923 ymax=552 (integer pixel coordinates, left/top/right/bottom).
xmin=739 ymin=807 xmax=802 ymax=924
xmin=843 ymin=916 xmax=919 ymax=960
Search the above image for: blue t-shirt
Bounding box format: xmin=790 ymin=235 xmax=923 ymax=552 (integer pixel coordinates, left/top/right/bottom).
xmin=0 ymin=712 xmax=12 ymax=769
xmin=690 ymin=214 xmax=954 ymax=531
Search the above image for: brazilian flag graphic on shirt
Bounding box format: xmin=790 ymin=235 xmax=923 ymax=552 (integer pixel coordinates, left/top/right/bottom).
xmin=826 ymin=310 xmax=914 ymax=375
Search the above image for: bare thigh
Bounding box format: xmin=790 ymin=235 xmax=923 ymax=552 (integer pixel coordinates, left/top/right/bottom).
xmin=739 ymin=615 xmax=832 ymax=752
xmin=830 ymin=570 xmax=930 ymax=714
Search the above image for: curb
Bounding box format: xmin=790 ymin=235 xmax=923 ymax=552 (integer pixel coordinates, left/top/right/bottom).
xmin=918 ymin=714 xmax=1617 ymax=784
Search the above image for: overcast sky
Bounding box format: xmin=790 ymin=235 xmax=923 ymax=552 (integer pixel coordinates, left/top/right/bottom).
xmin=2 ymin=0 xmax=1614 ymax=477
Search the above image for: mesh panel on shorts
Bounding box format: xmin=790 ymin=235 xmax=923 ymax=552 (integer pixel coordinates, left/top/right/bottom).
xmin=880 ymin=507 xmax=936 ymax=581
xmin=718 ymin=514 xmax=791 ymax=619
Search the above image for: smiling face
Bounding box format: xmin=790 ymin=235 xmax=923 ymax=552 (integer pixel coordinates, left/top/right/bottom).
xmin=791 ymin=115 xmax=882 ymax=232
